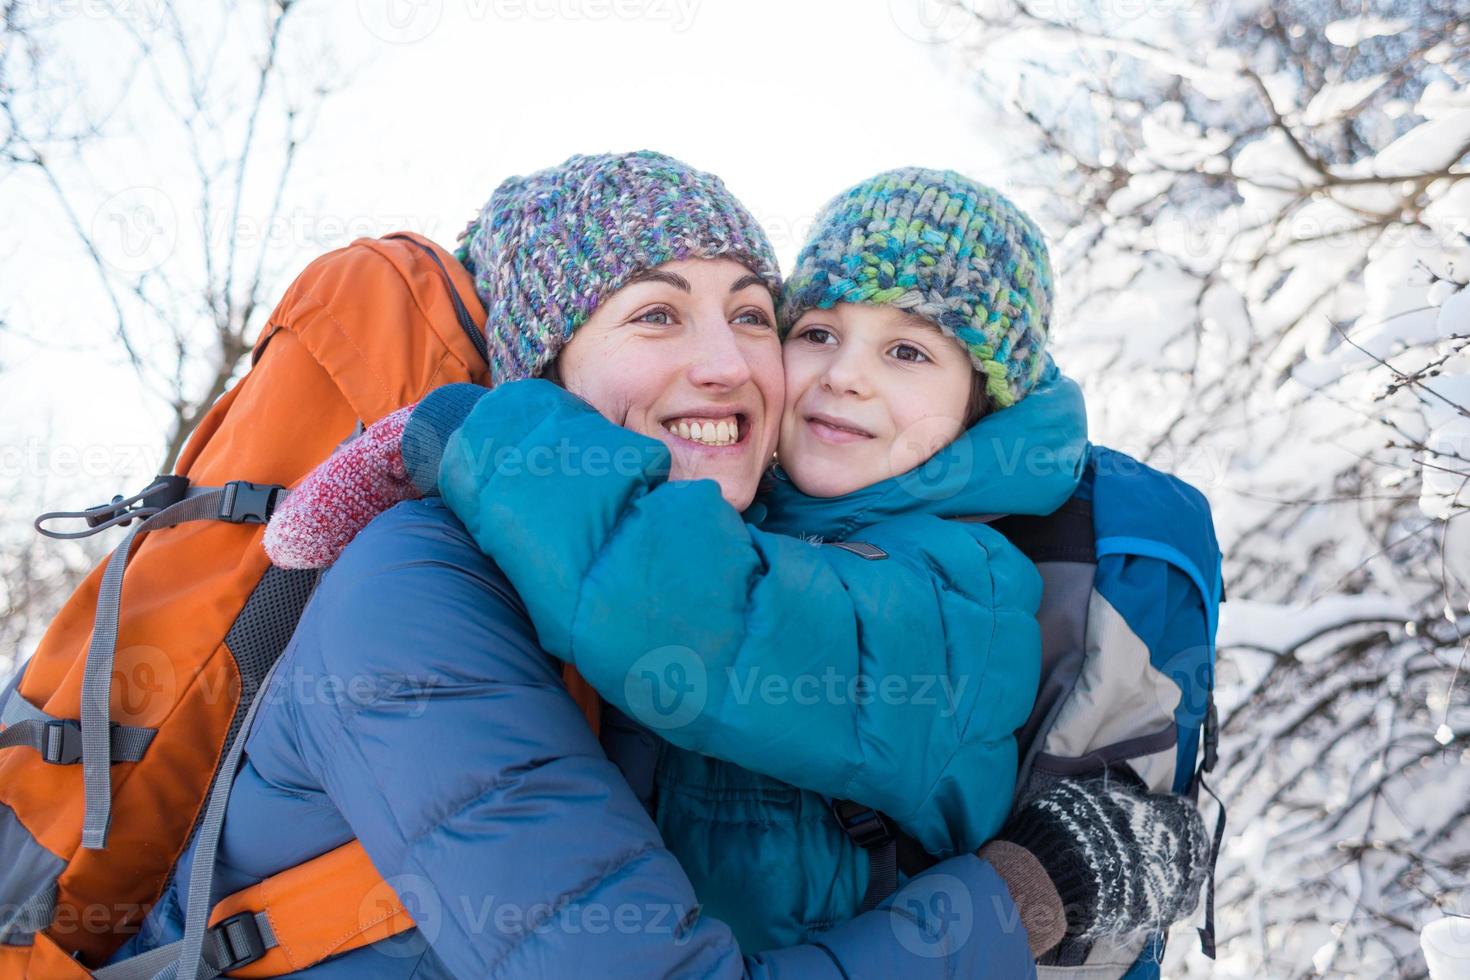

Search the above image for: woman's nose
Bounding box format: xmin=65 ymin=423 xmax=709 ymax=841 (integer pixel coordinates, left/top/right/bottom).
xmin=687 ymin=316 xmax=755 ymax=390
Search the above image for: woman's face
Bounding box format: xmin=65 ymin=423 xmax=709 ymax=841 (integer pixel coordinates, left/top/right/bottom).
xmin=778 ymin=303 xmax=975 ymax=498
xmin=554 ymin=257 xmax=784 ymax=511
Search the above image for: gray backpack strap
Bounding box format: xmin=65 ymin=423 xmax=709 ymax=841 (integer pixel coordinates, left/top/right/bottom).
xmin=20 ymin=478 xmax=288 ymax=850
xmin=158 ymin=648 xmax=289 ymax=980
xmin=94 ymin=912 xmax=278 ymax=980
xmin=0 ymin=883 xmax=57 ymax=945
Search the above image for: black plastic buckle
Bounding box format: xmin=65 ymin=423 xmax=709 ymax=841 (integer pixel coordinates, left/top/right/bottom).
xmin=218 ymin=482 xmax=285 ymax=525
xmin=40 ymin=719 xmax=83 ymax=765
xmin=208 ymin=911 xmax=268 ymax=972
xmin=1202 ymin=700 xmax=1219 ymax=773
xmin=84 ymin=475 xmax=190 ymax=529
xmin=830 ymin=800 xmax=893 ymax=850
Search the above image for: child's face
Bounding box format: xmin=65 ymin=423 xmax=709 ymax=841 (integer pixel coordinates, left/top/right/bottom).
xmin=778 ymin=303 xmax=975 ymax=499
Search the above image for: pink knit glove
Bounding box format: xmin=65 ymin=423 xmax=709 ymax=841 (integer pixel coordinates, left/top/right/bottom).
xmin=264 ymin=404 xmax=420 ymax=569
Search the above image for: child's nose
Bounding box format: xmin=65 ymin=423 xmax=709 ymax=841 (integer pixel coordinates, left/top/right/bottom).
xmin=820 ymin=349 xmax=871 ymax=398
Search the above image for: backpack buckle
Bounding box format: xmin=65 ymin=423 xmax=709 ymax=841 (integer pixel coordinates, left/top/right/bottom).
xmin=830 ymin=799 xmax=893 ymax=850
xmin=218 ymin=482 xmax=285 ymax=525
xmin=40 ymin=719 xmax=83 ymax=765
xmin=208 ymin=911 xmax=268 ymax=972
xmin=84 ymin=475 xmax=191 ymax=529
xmin=1202 ymin=700 xmax=1218 ymax=773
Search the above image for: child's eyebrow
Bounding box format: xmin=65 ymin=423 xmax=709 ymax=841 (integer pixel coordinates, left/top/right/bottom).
xmin=890 ymin=311 xmax=948 ymax=337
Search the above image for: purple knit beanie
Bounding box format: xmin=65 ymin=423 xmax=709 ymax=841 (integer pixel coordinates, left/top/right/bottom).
xmin=454 ymin=150 xmax=781 ymax=385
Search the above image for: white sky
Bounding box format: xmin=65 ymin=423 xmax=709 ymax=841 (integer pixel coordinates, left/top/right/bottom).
xmin=4 ymin=0 xmax=1016 ymax=504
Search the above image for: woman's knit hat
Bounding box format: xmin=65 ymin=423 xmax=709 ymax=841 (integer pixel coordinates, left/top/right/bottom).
xmin=456 ymin=150 xmax=781 ymax=385
xmin=781 ymin=168 xmax=1054 ymax=409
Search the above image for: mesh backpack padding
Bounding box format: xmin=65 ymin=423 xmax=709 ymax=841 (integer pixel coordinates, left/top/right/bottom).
xmin=0 ymin=233 xmax=490 ymax=970
xmin=187 ymin=565 xmax=320 ymax=851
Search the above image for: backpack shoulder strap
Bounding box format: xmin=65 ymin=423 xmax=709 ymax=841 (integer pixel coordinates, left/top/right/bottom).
xmin=94 ymin=841 xmax=411 ymax=980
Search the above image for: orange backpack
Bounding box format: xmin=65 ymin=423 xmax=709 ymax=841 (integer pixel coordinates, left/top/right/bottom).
xmin=0 ymin=233 xmax=601 ymax=978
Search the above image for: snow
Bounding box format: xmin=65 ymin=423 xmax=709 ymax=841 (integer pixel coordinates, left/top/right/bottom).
xmin=1375 ymin=108 xmax=1470 ymax=175
xmin=1301 ymin=73 xmax=1387 ymax=126
xmin=1423 ymin=917 xmax=1470 ymax=979
xmin=1218 ymin=594 xmax=1414 ymax=653
xmin=1324 ymin=17 xmax=1411 ymax=46
xmin=1440 ymin=285 xmax=1470 ymax=335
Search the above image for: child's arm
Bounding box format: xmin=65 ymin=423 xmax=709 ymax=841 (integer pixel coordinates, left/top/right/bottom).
xmin=430 ymin=380 xmax=1042 ymax=857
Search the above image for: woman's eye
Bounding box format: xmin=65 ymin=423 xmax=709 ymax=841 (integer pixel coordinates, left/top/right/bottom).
xmin=891 ymin=343 xmax=930 ymax=363
xmin=635 ymin=307 xmax=675 ymax=326
xmin=732 ymin=309 xmax=773 ymax=328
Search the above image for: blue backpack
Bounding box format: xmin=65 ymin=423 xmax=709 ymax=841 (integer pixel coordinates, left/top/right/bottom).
xmin=831 ymin=445 xmax=1224 ymax=977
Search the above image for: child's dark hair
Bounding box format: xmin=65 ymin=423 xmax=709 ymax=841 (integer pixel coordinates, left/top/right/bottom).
xmin=964 ymin=372 xmax=990 ymax=427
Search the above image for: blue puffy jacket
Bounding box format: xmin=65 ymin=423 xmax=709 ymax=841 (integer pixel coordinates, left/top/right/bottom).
xmin=108 ymin=495 xmax=1040 ymax=978
xmin=427 ymin=364 xmax=1088 ymax=949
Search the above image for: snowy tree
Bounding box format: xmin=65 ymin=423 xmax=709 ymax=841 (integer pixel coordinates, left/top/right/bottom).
xmin=925 ymin=0 xmax=1470 ymax=973
xmin=1 ymin=0 xmax=344 ymax=675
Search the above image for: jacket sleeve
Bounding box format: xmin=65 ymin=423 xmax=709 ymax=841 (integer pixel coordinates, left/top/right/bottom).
xmin=284 ymin=500 xmax=1037 ymax=978
xmin=436 ymin=380 xmax=1043 ymax=854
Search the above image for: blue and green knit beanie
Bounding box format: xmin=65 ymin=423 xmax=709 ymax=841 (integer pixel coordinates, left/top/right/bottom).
xmin=455 ymin=150 xmax=781 ymax=385
xmin=780 ymin=168 xmax=1054 ymax=409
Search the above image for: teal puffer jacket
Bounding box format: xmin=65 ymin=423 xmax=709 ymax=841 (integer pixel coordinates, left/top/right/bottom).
xmin=433 ymin=364 xmax=1088 ymax=950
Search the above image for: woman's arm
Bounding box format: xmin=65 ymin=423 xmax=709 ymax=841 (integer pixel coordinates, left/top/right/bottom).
xmin=427 ymin=380 xmax=1041 ymax=855
xmin=285 ymin=498 xmax=1039 ymax=978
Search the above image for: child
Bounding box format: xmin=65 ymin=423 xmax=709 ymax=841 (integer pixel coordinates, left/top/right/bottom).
xmin=268 ymin=167 xmax=1204 ymax=956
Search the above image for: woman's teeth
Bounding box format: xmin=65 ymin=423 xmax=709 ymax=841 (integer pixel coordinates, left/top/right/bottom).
xmin=666 ymin=417 xmax=740 ymax=447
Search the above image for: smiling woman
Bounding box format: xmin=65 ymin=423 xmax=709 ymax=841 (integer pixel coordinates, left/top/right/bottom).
xmin=553 ymin=257 xmax=784 ymax=509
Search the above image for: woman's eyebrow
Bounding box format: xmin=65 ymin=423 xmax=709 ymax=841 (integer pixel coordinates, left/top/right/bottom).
xmin=628 ymin=270 xmax=691 ymax=291
xmin=729 ymin=273 xmax=767 ymax=294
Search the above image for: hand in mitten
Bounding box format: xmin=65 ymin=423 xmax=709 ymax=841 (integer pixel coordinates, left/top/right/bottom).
xmin=263 ymin=405 xmax=419 ymax=569
xmin=264 ymin=384 xmax=489 ymax=569
xmin=979 ymin=772 xmax=1210 ymax=957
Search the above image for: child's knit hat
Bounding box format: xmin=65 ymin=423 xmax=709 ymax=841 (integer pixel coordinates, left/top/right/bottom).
xmin=780 ymin=168 xmax=1053 ymax=409
xmin=456 ymin=150 xmax=781 ymax=385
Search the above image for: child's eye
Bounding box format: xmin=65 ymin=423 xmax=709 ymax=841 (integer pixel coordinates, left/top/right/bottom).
xmin=890 ymin=342 xmax=931 ymax=363
xmin=798 ymin=326 xmax=836 ymax=346
xmin=732 ymin=308 xmax=773 ymax=329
